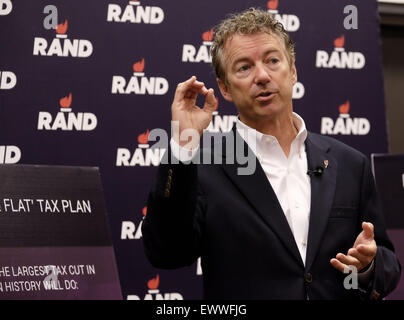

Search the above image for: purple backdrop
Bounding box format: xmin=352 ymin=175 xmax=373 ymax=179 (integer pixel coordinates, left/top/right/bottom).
xmin=1 ymin=0 xmax=400 ymax=299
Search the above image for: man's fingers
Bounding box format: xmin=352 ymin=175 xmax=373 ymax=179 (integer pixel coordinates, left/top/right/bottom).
xmin=174 ymin=76 xmax=206 ymax=101
xmin=348 ymin=248 xmax=364 ymax=259
xmin=184 ymin=84 xmax=209 ymax=102
xmin=198 ymin=85 xmax=209 ymax=96
xmin=356 ymin=244 xmax=377 ymax=257
xmin=348 ymin=248 xmax=370 ymax=265
xmin=174 ymin=76 xmax=194 ymax=102
xmin=181 ymin=77 xmax=205 ymax=92
xmin=330 ymin=258 xmax=347 ymax=273
xmin=178 ymin=76 xmax=196 ymax=90
xmin=203 ymin=89 xmax=216 ymax=112
xmin=335 ymin=253 xmax=361 ymax=269
xmin=174 ymin=76 xmax=209 ymax=105
xmin=362 ymin=222 xmax=374 ymax=239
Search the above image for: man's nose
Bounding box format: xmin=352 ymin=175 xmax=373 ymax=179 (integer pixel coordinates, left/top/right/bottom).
xmin=253 ymin=63 xmax=271 ymax=86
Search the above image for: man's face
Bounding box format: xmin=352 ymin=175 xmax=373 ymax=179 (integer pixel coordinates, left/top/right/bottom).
xmin=217 ymin=32 xmax=297 ymax=127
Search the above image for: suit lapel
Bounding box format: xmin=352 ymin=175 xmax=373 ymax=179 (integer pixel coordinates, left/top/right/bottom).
xmin=304 ymin=133 xmax=337 ymax=271
xmin=219 ymin=128 xmax=304 ymax=268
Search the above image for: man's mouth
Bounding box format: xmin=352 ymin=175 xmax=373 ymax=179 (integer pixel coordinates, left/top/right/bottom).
xmin=256 ymin=91 xmax=275 ymax=101
xmin=258 ymin=92 xmax=271 ymax=97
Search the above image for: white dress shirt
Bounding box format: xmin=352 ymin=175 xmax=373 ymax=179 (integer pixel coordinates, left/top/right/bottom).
xmin=236 ymin=112 xmax=310 ymax=265
xmin=171 ymin=112 xmax=310 ymax=265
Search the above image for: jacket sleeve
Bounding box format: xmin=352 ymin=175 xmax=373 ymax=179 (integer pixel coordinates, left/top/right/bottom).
xmin=359 ymin=156 xmax=401 ymax=299
xmin=141 ymin=147 xmax=205 ymax=269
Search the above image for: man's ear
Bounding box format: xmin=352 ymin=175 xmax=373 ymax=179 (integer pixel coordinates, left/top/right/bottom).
xmin=291 ymin=64 xmax=297 ymax=85
xmin=217 ymin=78 xmax=233 ymax=102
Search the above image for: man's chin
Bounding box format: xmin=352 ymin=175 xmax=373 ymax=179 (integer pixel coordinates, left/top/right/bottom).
xmin=256 ymin=102 xmax=281 ymax=114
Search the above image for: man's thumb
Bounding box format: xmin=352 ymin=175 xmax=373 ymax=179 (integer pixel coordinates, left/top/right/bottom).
xmin=203 ymin=89 xmax=216 ymax=111
xmin=362 ymin=222 xmax=374 ymax=239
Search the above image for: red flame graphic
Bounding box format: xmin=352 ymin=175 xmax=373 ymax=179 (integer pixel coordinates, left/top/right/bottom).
xmin=138 ymin=129 xmax=149 ymax=144
xmin=133 ymin=58 xmax=145 ymax=73
xmin=334 ymin=35 xmax=345 ymax=48
xmin=214 ymin=97 xmax=218 ymax=111
xmin=56 ymin=20 xmax=68 ymax=34
xmin=202 ymin=29 xmax=214 ymax=42
xmin=60 ymin=93 xmax=72 ymax=108
xmin=339 ymin=100 xmax=350 ymax=114
xmin=147 ymin=274 xmax=159 ymax=290
xmin=142 ymin=206 xmax=147 ymax=216
xmin=267 ymin=0 xmax=279 ymax=10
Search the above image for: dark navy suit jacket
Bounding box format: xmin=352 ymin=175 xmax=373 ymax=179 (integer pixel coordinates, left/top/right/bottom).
xmin=142 ymin=127 xmax=401 ymax=299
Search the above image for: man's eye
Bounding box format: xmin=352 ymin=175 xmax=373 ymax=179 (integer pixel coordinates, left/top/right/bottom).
xmin=239 ymin=65 xmax=250 ymax=72
xmin=270 ymin=58 xmax=279 ymax=64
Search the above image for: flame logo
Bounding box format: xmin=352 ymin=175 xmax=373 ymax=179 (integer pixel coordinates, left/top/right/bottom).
xmin=142 ymin=206 xmax=147 ymax=216
xmin=202 ymin=29 xmax=214 ymax=42
xmin=138 ymin=129 xmax=149 ymax=144
xmin=334 ymin=35 xmax=345 ymax=48
xmin=267 ymin=0 xmax=279 ymax=10
xmin=56 ymin=20 xmax=68 ymax=34
xmin=339 ymin=100 xmax=350 ymax=114
xmin=133 ymin=58 xmax=145 ymax=73
xmin=147 ymin=274 xmax=159 ymax=290
xmin=60 ymin=93 xmax=72 ymax=108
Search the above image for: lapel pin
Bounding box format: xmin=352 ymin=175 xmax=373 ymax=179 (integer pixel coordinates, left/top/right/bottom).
xmin=324 ymin=160 xmax=329 ymax=169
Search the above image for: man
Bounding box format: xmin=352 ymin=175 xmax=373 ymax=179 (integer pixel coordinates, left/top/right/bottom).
xmin=142 ymin=8 xmax=401 ymax=299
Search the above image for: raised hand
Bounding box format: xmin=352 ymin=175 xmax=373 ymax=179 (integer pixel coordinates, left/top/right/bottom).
xmin=171 ymin=76 xmax=216 ymax=148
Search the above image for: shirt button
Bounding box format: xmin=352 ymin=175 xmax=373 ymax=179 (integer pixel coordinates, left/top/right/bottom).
xmin=302 ymin=240 xmax=307 ymax=246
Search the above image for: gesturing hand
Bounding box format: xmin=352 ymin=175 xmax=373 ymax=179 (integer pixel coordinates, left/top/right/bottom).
xmin=330 ymin=222 xmax=377 ymax=272
xmin=172 ymin=76 xmax=216 ymax=148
